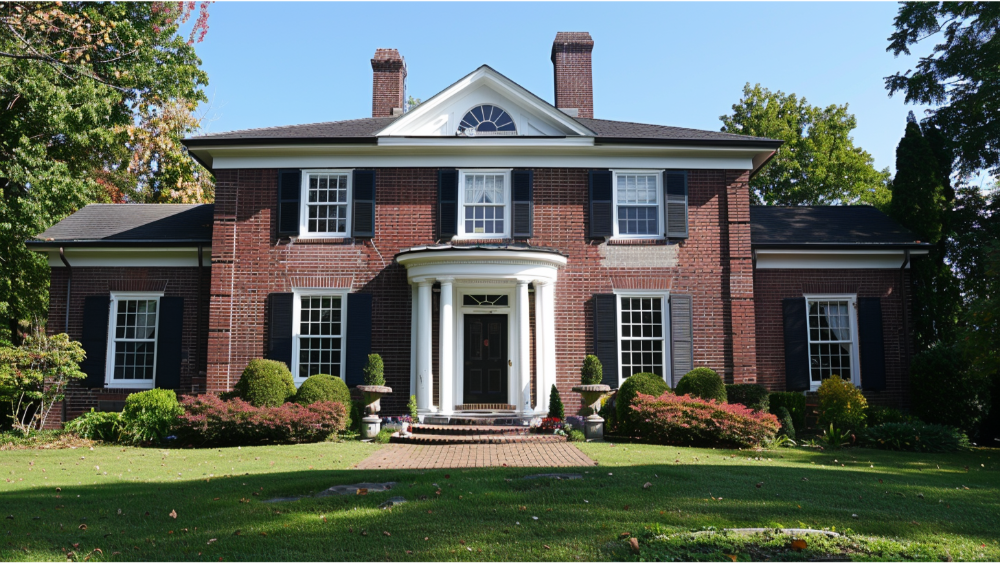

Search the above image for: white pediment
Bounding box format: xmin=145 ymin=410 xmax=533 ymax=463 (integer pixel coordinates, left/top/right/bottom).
xmin=376 ymin=65 xmax=595 ymax=138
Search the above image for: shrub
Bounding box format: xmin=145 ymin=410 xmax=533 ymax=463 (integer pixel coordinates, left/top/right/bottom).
xmin=631 ymin=392 xmax=779 ymax=448
xmin=599 ymin=393 xmax=618 ymax=433
xmin=776 ymin=406 xmax=796 ymax=440
xmin=0 ymin=329 xmax=86 ymax=434
xmin=174 ymin=394 xmax=347 ymax=447
xmin=65 ymin=409 xmax=122 ymax=442
xmin=374 ymin=427 xmax=394 ymax=444
xmin=868 ymin=405 xmax=915 ymax=426
xmin=362 ymin=354 xmax=385 ymax=386
xmin=548 ymin=385 xmax=565 ymax=419
xmin=233 ymin=359 xmax=296 ymax=407
xmin=726 ymin=384 xmax=769 ymax=412
xmin=349 ymin=400 xmax=364 ymax=432
xmin=769 ymin=392 xmax=806 ymax=431
xmin=294 ymin=374 xmax=352 ymax=428
xmin=675 ymin=367 xmax=727 ymax=403
xmin=567 ymin=429 xmax=586 ymax=442
xmin=565 ymin=415 xmax=586 ymax=432
xmin=616 ymin=373 xmax=670 ymax=437
xmin=817 ymin=376 xmax=868 ymax=431
xmin=580 ymin=355 xmax=603 ymax=385
xmin=861 ymin=422 xmax=970 ymax=453
xmin=121 ymin=389 xmax=183 ymax=444
xmin=407 ymin=395 xmax=418 ymax=420
xmin=911 ymin=343 xmax=990 ymax=435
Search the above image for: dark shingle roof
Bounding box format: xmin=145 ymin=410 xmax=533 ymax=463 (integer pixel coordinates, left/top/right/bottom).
xmin=29 ymin=204 xmax=214 ymax=246
xmin=577 ymin=118 xmax=779 ymax=146
xmin=750 ymin=206 xmax=928 ymax=248
xmin=185 ymin=117 xmax=397 ymax=144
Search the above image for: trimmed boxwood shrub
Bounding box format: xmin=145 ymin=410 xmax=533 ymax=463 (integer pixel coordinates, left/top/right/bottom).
xmin=233 ymin=359 xmax=296 ymax=407
xmin=769 ymin=392 xmax=806 ymax=431
xmin=911 ymin=343 xmax=989 ymax=435
xmin=861 ymin=422 xmax=970 ymax=453
xmin=580 ymin=355 xmax=603 ymax=385
xmin=174 ymin=394 xmax=348 ymax=446
xmin=65 ymin=409 xmax=122 ymax=442
xmin=121 ymin=389 xmax=183 ymax=444
xmin=817 ymin=376 xmax=868 ymax=431
xmin=616 ymin=372 xmax=670 ymax=436
xmin=294 ymin=374 xmax=352 ymax=428
xmin=631 ymin=391 xmax=780 ymax=448
xmin=363 ymin=354 xmax=385 ymax=386
xmin=776 ymin=406 xmax=795 ymax=440
xmin=726 ymin=383 xmax=769 ymax=412
xmin=675 ymin=367 xmax=727 ymax=403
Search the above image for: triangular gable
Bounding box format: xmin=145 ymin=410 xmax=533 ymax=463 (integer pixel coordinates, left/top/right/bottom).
xmin=376 ymin=65 xmax=595 ymax=137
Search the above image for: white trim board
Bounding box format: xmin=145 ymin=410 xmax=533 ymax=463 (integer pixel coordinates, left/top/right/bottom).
xmin=45 ymin=248 xmax=203 ymax=268
xmin=754 ymin=249 xmax=928 ymax=270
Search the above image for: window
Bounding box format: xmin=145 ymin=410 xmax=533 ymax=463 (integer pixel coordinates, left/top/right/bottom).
xmin=300 ymin=170 xmax=351 ymax=237
xmin=458 ymin=170 xmax=510 ymax=238
xmin=106 ymin=293 xmax=161 ymax=388
xmin=617 ymin=295 xmax=668 ymax=382
xmin=805 ymin=296 xmax=860 ymax=388
xmin=458 ymin=104 xmax=516 ymax=136
xmin=613 ymin=171 xmax=662 ymax=238
xmin=292 ymin=292 xmax=345 ymax=380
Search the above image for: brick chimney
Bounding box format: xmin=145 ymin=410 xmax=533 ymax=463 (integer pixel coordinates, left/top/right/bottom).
xmin=371 ymin=48 xmax=406 ymax=118
xmin=551 ymin=32 xmax=594 ymax=119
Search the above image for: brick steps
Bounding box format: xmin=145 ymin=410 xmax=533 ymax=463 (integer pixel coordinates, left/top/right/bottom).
xmin=390 ymin=432 xmax=567 ymax=445
xmin=409 ymin=423 xmax=530 ymax=436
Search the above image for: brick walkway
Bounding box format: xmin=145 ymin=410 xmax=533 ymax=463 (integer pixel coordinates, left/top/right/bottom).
xmin=354 ymin=443 xmax=597 ymax=469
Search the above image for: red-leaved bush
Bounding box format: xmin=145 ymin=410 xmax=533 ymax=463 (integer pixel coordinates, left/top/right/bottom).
xmin=174 ymin=394 xmax=347 ymax=447
xmin=630 ymin=392 xmax=779 ymax=448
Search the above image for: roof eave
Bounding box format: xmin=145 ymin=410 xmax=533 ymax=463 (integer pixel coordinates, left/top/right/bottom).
xmin=182 ymin=136 xmax=379 ymax=148
xmin=27 ymin=239 xmax=212 ymax=249
xmin=595 ymin=137 xmax=784 ymax=149
xmin=752 ymin=242 xmax=931 ymax=251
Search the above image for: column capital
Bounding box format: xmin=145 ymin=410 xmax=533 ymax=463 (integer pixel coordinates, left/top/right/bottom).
xmin=515 ymin=279 xmax=531 ymax=287
xmin=417 ymin=279 xmax=434 ymax=287
xmin=533 ymin=279 xmax=552 ymax=287
xmin=437 ymin=277 xmax=455 ymax=285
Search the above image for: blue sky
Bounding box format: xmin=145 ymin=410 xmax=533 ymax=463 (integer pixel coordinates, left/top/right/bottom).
xmin=191 ymin=2 xmax=933 ymax=174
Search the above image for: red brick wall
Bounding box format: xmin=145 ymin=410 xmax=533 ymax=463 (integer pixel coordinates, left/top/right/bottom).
xmin=207 ymin=167 xmax=756 ymax=415
xmin=753 ymin=268 xmax=913 ymax=408
xmin=371 ymin=49 xmax=406 ymax=118
xmin=551 ymin=32 xmax=594 ymax=118
xmin=46 ymin=266 xmax=210 ymax=423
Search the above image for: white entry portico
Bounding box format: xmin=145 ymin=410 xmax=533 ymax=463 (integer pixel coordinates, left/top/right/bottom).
xmin=396 ymin=246 xmax=566 ymax=419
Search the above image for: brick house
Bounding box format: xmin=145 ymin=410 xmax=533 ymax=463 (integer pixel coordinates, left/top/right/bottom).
xmin=28 ymin=33 xmax=929 ymax=423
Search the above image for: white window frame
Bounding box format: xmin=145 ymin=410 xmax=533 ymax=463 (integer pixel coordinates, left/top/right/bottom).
xmin=613 ymin=289 xmax=671 ymax=387
xmin=612 ymin=169 xmax=664 ymax=240
xmin=105 ymin=291 xmax=162 ymax=389
xmin=803 ymin=294 xmax=861 ymax=390
xmin=456 ymin=169 xmax=512 ymax=239
xmin=291 ymin=288 xmax=349 ymax=384
xmin=298 ymin=169 xmax=353 ymax=238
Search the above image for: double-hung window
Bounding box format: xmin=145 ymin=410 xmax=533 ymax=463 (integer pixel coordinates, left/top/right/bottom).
xmin=300 ymin=170 xmax=351 ymax=237
xmin=292 ymin=290 xmax=346 ymax=381
xmin=458 ymin=170 xmax=510 ymax=238
xmin=805 ymin=295 xmax=860 ymax=389
xmin=617 ymin=293 xmax=669 ymax=382
xmin=613 ymin=171 xmax=662 ymax=238
xmin=106 ymin=292 xmax=161 ymax=389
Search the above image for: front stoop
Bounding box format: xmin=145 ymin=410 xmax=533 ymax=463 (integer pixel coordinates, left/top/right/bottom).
xmin=391 ymin=423 xmax=567 ymax=444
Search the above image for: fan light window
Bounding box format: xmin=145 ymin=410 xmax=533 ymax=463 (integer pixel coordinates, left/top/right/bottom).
xmin=459 ymin=105 xmax=516 ymax=136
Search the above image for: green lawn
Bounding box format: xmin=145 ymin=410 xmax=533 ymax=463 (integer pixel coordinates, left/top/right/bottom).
xmin=1 ymin=440 xmax=998 ymax=561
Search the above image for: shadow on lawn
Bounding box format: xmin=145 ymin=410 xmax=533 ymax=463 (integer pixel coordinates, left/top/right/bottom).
xmin=3 ymin=454 xmax=999 ymax=561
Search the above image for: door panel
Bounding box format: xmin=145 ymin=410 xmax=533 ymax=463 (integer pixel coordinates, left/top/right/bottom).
xmin=463 ymin=314 xmax=508 ymax=404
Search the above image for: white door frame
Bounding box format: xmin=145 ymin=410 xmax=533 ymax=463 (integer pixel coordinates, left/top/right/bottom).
xmin=455 ymin=284 xmax=516 ymax=407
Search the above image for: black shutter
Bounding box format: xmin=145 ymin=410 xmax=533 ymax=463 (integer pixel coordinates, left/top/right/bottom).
xmin=664 ymin=170 xmax=689 ymax=238
xmin=266 ymin=293 xmax=294 ymax=370
xmin=669 ymin=293 xmax=693 ymax=387
xmin=155 ymin=297 xmax=184 ymax=390
xmin=80 ymin=295 xmax=110 ymax=388
xmin=511 ymin=169 xmax=533 ymax=238
xmin=858 ymin=297 xmax=887 ymax=391
xmin=593 ymin=294 xmax=619 ymax=387
xmin=277 ymin=169 xmax=302 ymax=236
xmin=589 ymin=170 xmax=613 ymax=238
xmin=344 ymin=293 xmax=373 ymax=386
xmin=782 ymin=298 xmax=810 ymax=391
xmin=438 ymin=169 xmax=458 ymax=239
xmin=352 ymin=169 xmax=376 ymax=238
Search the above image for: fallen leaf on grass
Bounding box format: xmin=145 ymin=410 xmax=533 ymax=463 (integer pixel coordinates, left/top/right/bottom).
xmin=169 ymin=510 xmax=177 ymax=519
xmin=790 ymin=539 xmax=807 ymax=551
xmin=629 ymin=537 xmax=640 ymax=553
xmin=357 ymin=488 xmax=368 ymax=496
xmin=78 ymin=524 xmax=87 ymax=530
xmin=383 ymin=531 xmax=391 ymax=537
xmin=726 ymin=554 xmax=737 ymax=562
xmin=207 ymin=538 xmax=217 ymax=545
xmin=643 ymin=482 xmax=652 ymax=489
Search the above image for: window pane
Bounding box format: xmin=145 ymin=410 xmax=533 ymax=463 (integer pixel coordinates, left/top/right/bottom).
xmin=619 ymin=296 xmax=665 ymax=380
xmin=618 ymin=206 xmax=658 ymax=235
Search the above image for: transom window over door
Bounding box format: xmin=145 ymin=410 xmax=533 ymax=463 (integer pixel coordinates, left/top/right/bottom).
xmin=614 ymin=172 xmax=662 ymax=238
xmin=106 ymin=293 xmax=160 ymax=388
xmin=295 ymin=295 xmax=344 ymax=379
xmin=459 ymin=170 xmax=509 ymax=238
xmin=619 ymin=296 xmax=665 ymax=380
xmin=302 ymin=171 xmax=351 ymax=236
xmin=806 ymin=297 xmax=858 ymax=387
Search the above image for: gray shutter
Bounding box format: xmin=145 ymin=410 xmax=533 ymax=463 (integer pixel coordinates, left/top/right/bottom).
xmin=266 ymin=293 xmax=294 ymax=371
xmin=277 ymin=169 xmax=302 ymax=236
xmin=669 ymin=293 xmax=693 ymax=387
xmin=511 ymin=169 xmax=533 ymax=238
xmin=344 ymin=293 xmax=372 ymax=386
xmin=589 ymin=170 xmax=613 ymax=238
xmin=782 ymin=298 xmax=810 ymax=391
xmin=352 ymin=170 xmax=376 ymax=238
xmin=664 ymin=170 xmax=688 ymax=238
xmin=438 ymin=169 xmax=458 ymax=239
xmin=858 ymin=297 xmax=886 ymax=391
xmin=155 ymin=296 xmax=184 ymax=390
xmin=593 ymin=294 xmax=619 ymax=387
xmin=80 ymin=295 xmax=110 ymax=388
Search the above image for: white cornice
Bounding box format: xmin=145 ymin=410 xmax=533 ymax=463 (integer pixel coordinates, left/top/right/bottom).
xmin=44 ymin=247 xmax=203 ymax=268
xmin=754 ymin=248 xmax=928 ymax=270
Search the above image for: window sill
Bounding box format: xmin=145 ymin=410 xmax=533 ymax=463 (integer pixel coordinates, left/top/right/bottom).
xmin=606 ymin=238 xmax=668 ymax=246
xmin=291 ymin=236 xmax=352 ymax=245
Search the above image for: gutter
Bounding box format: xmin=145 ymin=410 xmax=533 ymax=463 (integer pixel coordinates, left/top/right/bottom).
xmin=751 ymin=242 xmax=931 ymax=251
xmin=182 ymin=136 xmax=379 ymax=148
xmin=594 ymin=136 xmax=784 ymax=149
xmin=26 ymin=239 xmax=212 ymax=249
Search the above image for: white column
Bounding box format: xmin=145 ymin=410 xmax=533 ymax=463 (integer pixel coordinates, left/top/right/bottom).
xmin=438 ymin=278 xmax=455 ymax=416
xmin=416 ymin=280 xmax=434 ymax=416
xmin=516 ymin=280 xmax=532 ymax=415
xmin=542 ymin=280 xmax=557 ymax=409
xmin=534 ymin=280 xmax=549 ymax=413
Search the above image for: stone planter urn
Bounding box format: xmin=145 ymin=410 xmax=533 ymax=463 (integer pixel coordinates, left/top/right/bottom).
xmin=356 ymin=385 xmax=392 ymax=439
xmin=572 ymin=384 xmax=611 ymax=441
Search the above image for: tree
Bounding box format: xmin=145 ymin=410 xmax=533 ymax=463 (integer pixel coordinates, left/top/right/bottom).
xmin=720 ymin=83 xmax=891 ymax=206
xmin=0 ymin=327 xmax=86 ymax=434
xmin=885 ymin=2 xmax=1000 ymax=178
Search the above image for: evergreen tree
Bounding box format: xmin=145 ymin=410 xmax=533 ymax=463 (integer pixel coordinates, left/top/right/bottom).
xmin=547 ymin=385 xmax=564 ymax=420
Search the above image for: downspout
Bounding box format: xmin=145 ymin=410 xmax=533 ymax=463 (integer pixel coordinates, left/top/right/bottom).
xmin=900 ymin=250 xmax=911 ymax=367
xmin=196 ymin=245 xmax=204 ymax=393
xmin=58 ymin=248 xmax=71 ymax=424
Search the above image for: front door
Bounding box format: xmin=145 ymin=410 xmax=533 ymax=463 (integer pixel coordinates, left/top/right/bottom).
xmin=463 ymin=314 xmax=508 ymax=404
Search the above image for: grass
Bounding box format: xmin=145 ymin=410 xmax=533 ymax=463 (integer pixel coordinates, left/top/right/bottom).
xmin=0 ymin=439 xmax=998 ymax=561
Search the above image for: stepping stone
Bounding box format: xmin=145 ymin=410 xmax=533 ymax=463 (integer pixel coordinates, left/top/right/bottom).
xmin=523 ymin=473 xmax=583 ymax=480
xmin=315 ymin=482 xmax=397 ymax=497
xmin=378 ymin=496 xmax=407 ymax=509
xmin=260 ymin=496 xmax=302 ymax=503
